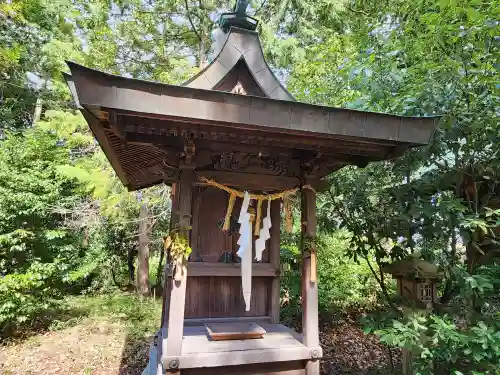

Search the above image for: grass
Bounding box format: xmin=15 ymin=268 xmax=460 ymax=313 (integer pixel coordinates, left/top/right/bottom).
xmin=0 ymin=293 xmax=161 ymax=375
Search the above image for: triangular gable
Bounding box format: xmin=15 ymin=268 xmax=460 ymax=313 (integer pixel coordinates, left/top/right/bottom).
xmin=185 ymin=27 xmax=295 ymax=101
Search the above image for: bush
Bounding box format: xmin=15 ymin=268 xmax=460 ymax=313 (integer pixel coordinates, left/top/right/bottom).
xmin=0 ymin=262 xmax=61 ymax=333
xmin=374 ymin=313 xmax=500 ymax=375
xmin=280 ymin=229 xmax=381 ymax=325
xmin=316 ymin=230 xmax=380 ymax=310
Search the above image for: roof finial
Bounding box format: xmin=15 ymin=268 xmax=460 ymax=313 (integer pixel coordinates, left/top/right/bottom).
xmin=220 ymin=0 xmax=258 ymax=32
xmin=234 ymin=0 xmax=249 ymax=15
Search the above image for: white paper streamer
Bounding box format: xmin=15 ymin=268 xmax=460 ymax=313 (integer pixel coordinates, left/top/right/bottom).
xmin=255 ymin=198 xmax=272 ymax=261
xmin=237 ymin=192 xmax=252 ymax=311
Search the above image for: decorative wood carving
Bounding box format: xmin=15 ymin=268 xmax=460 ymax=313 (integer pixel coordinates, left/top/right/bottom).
xmin=211 ymin=152 xmax=291 ymax=177
xmin=231 ymin=81 xmax=247 ymax=95
xmin=183 ymin=139 xmax=196 ymax=165
xmin=162 ymin=155 xmax=180 ymax=182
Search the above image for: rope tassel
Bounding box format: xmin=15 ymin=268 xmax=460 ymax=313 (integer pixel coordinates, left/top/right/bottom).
xmin=254 ymin=198 xmax=263 ymax=235
xmin=223 ymin=192 xmax=236 ymax=231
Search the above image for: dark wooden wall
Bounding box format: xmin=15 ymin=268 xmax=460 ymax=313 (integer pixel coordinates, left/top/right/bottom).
xmin=186 ymin=186 xmax=276 ymax=319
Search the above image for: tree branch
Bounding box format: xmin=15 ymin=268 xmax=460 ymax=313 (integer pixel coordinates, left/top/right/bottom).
xmin=184 ymin=0 xmax=202 ymax=43
xmin=345 ymin=6 xmax=369 ymax=17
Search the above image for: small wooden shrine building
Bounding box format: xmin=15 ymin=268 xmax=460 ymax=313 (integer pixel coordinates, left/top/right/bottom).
xmin=65 ymin=3 xmax=437 ymax=375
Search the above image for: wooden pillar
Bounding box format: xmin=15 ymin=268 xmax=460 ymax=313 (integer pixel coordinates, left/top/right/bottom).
xmin=301 ymin=186 xmax=320 ymax=375
xmin=269 ymin=199 xmax=281 ymax=323
xmin=165 ymin=168 xmax=194 ymax=372
xmin=161 ymin=183 xmax=178 ymax=328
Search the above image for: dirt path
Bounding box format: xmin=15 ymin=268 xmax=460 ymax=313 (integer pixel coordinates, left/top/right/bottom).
xmin=0 ymin=316 xmax=150 ymax=375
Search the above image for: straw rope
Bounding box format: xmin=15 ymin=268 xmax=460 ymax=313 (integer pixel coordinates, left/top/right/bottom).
xmin=199 ymin=176 xmax=316 ymax=234
xmin=199 ymin=177 xmax=315 ymax=197
xmin=222 ymin=193 xmax=236 ymax=231
xmin=199 ymin=176 xmax=302 ymax=200
xmin=254 ymin=198 xmax=263 ymax=235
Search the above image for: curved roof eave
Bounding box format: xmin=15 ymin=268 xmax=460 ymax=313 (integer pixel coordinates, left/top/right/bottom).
xmin=184 ymin=27 xmax=295 ymax=102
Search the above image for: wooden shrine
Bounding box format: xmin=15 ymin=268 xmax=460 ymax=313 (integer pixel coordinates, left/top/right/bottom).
xmin=65 ymin=3 xmax=438 ymax=374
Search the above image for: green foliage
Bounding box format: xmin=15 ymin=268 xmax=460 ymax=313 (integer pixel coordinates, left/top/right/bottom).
xmin=317 ymin=230 xmax=380 ymax=310
xmin=0 ymin=262 xmax=61 ymax=330
xmin=0 ymin=126 xmax=85 ymax=276
xmin=280 ymin=229 xmax=381 ymax=324
xmin=375 ymin=313 xmax=500 ymax=374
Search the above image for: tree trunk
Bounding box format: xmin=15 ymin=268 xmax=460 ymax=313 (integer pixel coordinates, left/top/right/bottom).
xmin=32 ymin=96 xmax=43 ymax=126
xmin=137 ymin=203 xmax=150 ymax=295
xmin=127 ymin=245 xmax=137 ymax=285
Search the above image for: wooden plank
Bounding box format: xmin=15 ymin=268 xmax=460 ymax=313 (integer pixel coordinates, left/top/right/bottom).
xmin=185 ymin=276 xmax=269 ymax=318
xmin=166 ymin=169 xmax=194 ymax=360
xmin=205 ymin=322 xmax=266 ymax=341
xmin=163 ymin=346 xmax=311 ymax=369
xmin=189 ymin=186 xmax=204 ymax=261
xmin=184 ymin=316 xmax=272 ymax=326
xmin=180 ymin=324 xmax=304 ymax=354
xmin=181 ymin=322 xmax=297 ymax=335
xmin=182 ymin=360 xmax=306 ymax=375
xmin=187 ymin=262 xmax=277 ymax=277
xmin=195 ymin=187 xmax=234 ymax=263
xmin=161 ymin=182 xmax=178 ymax=327
xmin=197 ymin=170 xmax=299 ymax=191
xmin=269 ymin=199 xmax=281 ymax=324
xmin=301 ymin=186 xmax=320 ymax=375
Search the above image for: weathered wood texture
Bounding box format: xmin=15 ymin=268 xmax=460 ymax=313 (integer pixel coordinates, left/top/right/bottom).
xmin=214 ymin=60 xmax=267 ymax=97
xmin=184 ymin=316 xmax=271 ymax=326
xmin=301 ymin=187 xmax=320 ymax=375
xmin=269 ymin=199 xmax=281 ymax=323
xmin=161 ymin=324 xmax=310 ymax=369
xmin=205 ymin=322 xmax=266 ymax=341
xmin=66 ymin=59 xmax=437 ymax=190
xmin=187 ymin=263 xmax=277 ymax=277
xmin=186 ymin=28 xmax=294 ymax=101
xmin=161 ymin=183 xmax=179 ymax=327
xmin=185 ymin=276 xmax=268 ymax=318
xmin=181 ymin=360 xmax=306 ymax=375
xmin=193 ymin=187 xmax=271 ymax=262
xmin=68 ymin=61 xmax=437 ymax=145
xmin=194 ymin=187 xmax=233 ymax=262
xmin=166 ymin=169 xmax=194 ymax=360
xmin=184 ymin=186 xmax=275 ymax=319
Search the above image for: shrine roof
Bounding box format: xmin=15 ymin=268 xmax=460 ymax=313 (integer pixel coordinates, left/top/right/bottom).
xmin=64 ymin=27 xmax=439 ymax=191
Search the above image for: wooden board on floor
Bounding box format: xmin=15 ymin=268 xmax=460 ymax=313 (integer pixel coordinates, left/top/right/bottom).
xmin=205 ymin=322 xmax=266 ymax=341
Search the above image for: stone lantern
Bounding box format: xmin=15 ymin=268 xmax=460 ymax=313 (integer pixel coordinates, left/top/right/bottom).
xmin=384 ymin=258 xmax=443 ymax=310
xmin=384 ymin=258 xmax=443 ymax=375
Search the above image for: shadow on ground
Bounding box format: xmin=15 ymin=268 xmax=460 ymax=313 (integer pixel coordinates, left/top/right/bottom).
xmin=0 ymin=305 xmax=87 ymax=343
xmin=118 ymin=333 xmax=153 ymax=375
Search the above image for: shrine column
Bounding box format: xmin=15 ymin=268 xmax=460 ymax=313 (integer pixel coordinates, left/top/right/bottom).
xmin=164 ymin=162 xmax=195 ymax=372
xmin=301 ymin=184 xmax=320 ymax=375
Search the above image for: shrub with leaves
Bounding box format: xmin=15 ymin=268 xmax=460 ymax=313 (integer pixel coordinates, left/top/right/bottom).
xmin=374 ymin=313 xmax=500 ymax=375
xmin=0 ymin=262 xmax=61 ymax=331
